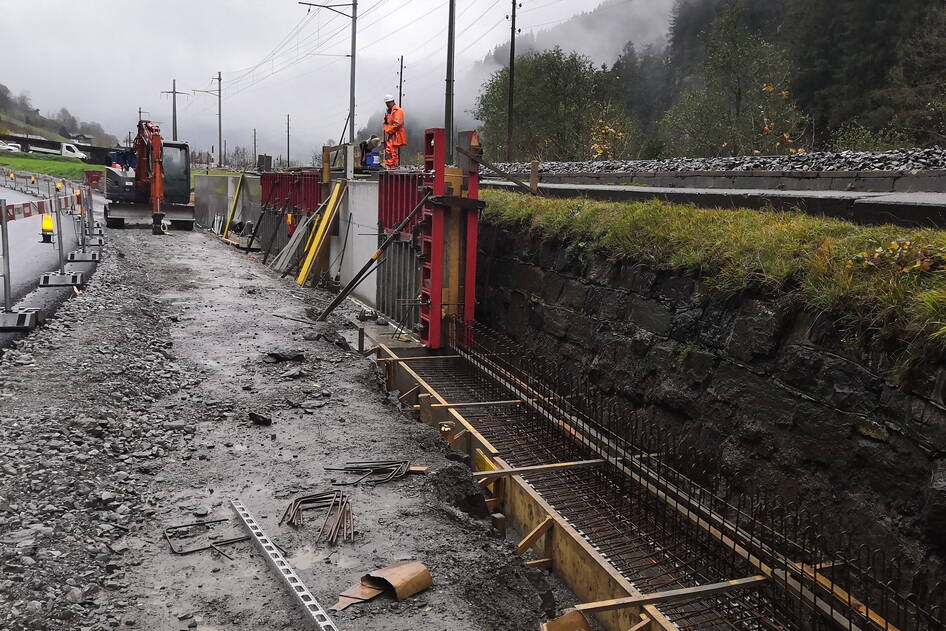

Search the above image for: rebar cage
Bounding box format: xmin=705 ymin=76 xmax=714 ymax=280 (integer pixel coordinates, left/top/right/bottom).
xmin=412 ymin=317 xmax=945 ymax=631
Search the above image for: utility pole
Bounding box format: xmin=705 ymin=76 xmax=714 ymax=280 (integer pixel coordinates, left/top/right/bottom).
xmin=286 ymin=114 xmax=290 ymax=168
xmin=397 ymin=55 xmax=405 ymax=105
xmin=253 ymin=128 xmax=257 ymax=163
xmin=350 ymin=0 xmax=357 ymax=144
xmin=445 ymin=0 xmax=456 ymax=162
xmin=161 ymin=79 xmax=187 ymax=141
xmin=194 ymin=72 xmax=222 ymax=166
xmin=299 ymin=2 xmax=357 ymax=144
xmin=506 ymin=1 xmax=519 ymax=161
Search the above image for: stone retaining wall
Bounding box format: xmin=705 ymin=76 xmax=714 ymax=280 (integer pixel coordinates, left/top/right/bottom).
xmin=476 ymin=223 xmax=946 ymax=557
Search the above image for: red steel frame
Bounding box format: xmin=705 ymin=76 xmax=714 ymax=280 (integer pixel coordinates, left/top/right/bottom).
xmin=260 ymin=171 xmax=324 ymax=215
xmin=419 ymin=129 xmax=446 ymax=347
xmin=378 ymin=171 xmax=425 ymax=236
xmin=417 ymin=128 xmax=479 ymax=349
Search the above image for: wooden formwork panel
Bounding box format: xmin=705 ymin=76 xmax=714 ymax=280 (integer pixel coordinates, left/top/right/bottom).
xmin=372 ymin=340 xmax=678 ymax=631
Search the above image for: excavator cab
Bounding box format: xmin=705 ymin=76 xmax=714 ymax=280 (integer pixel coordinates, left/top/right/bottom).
xmin=162 ymin=143 xmax=191 ymax=205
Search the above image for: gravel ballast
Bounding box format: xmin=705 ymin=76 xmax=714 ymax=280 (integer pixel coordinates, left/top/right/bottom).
xmin=490 ymin=147 xmax=946 ymax=174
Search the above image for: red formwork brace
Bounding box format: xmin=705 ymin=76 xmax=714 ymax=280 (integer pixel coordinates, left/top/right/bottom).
xmin=419 ymin=129 xmax=446 ymax=347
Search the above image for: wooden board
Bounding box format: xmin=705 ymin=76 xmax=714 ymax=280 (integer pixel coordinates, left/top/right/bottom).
xmin=575 ymin=575 xmax=768 ymax=614
xmin=473 ymin=459 xmax=604 ymax=480
xmin=515 ymin=516 xmax=552 ymax=555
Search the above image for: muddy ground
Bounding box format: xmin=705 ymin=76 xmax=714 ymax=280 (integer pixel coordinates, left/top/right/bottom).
xmin=0 ymin=212 xmax=585 ymax=630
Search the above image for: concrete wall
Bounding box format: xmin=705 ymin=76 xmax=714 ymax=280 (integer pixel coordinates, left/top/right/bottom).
xmin=193 ymin=174 xmax=261 ymax=232
xmin=522 ymin=169 xmax=946 ymax=193
xmin=483 ymin=180 xmax=946 ymax=228
xmin=330 ymin=180 xmax=379 ymax=306
xmin=476 ymin=223 xmax=946 ymax=560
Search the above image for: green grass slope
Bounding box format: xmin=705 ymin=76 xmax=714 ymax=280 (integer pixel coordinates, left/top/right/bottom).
xmin=481 ymin=189 xmax=946 ymax=358
xmin=0 ymin=152 xmax=103 ymax=180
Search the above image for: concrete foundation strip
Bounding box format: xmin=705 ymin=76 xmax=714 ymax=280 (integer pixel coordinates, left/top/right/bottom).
xmin=230 ymin=499 xmax=339 ymax=631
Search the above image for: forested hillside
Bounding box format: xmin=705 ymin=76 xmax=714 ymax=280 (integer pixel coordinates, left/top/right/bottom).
xmin=0 ymin=82 xmax=117 ymax=146
xmin=475 ymin=0 xmax=946 ymax=161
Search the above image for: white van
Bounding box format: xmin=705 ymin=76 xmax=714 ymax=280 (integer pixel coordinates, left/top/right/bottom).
xmin=29 ymin=142 xmax=87 ymax=160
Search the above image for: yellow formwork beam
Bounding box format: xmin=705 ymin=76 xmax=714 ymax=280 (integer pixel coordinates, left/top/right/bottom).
xmin=296 ymin=180 xmax=345 ymax=286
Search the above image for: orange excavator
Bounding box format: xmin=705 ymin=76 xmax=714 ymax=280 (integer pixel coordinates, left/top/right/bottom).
xmin=103 ymin=120 xmax=194 ymax=234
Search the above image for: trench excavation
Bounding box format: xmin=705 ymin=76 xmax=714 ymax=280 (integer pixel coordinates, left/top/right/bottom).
xmin=379 ymin=317 xmax=944 ymax=631
xmin=184 ymin=128 xmax=946 ymax=630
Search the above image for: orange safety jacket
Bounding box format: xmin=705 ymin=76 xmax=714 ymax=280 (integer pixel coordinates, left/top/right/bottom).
xmin=383 ymin=105 xmax=407 ymax=146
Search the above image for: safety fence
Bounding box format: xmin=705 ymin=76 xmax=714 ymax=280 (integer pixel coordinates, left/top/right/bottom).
xmin=443 ymin=317 xmax=945 ymax=631
xmin=1 ymin=183 xmax=98 ymax=326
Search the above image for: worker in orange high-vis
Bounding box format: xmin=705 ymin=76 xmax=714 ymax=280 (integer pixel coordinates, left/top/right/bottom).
xmin=382 ymin=94 xmax=406 ymax=169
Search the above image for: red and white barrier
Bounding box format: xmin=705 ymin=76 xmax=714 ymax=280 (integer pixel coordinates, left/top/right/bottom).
xmin=3 ymin=194 xmax=80 ymax=222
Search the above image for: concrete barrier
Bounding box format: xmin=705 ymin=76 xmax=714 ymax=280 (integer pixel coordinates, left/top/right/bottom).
xmin=526 ymin=169 xmax=946 ymax=193
xmin=482 ymin=180 xmax=946 ymax=227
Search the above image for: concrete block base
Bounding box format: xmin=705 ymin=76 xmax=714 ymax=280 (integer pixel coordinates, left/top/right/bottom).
xmin=67 ymin=251 xmax=101 ymax=262
xmin=39 ymin=271 xmax=85 ymax=288
xmin=0 ymin=310 xmax=39 ymax=331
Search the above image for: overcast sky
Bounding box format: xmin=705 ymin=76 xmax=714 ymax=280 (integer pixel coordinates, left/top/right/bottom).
xmin=7 ymin=0 xmax=670 ymax=161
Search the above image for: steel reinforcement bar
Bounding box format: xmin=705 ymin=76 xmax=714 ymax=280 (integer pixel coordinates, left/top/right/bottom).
xmin=404 ymin=318 xmax=944 ymax=631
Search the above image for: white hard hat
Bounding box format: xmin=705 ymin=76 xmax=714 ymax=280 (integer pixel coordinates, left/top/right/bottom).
xmin=384 ymin=94 xmax=395 ymax=102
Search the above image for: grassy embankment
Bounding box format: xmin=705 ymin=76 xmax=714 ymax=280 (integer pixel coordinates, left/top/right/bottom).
xmin=2 ymin=116 xmax=70 ymax=142
xmin=481 ymin=189 xmax=946 ymax=358
xmin=0 ymin=152 xmax=104 ymax=180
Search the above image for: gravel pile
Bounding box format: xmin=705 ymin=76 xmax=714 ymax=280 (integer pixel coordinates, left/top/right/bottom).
xmin=0 ymin=257 xmax=202 ymax=630
xmin=488 ymin=146 xmax=946 ymax=174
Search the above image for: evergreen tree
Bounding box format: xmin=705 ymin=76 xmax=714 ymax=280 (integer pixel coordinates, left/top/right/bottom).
xmin=885 ymin=3 xmax=946 ymax=145
xmin=474 ymin=47 xmax=638 ymax=161
xmin=659 ymin=7 xmax=807 ymax=157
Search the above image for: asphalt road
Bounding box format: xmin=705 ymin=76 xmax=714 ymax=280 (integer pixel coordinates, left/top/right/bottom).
xmin=0 ymin=186 xmax=98 ymax=346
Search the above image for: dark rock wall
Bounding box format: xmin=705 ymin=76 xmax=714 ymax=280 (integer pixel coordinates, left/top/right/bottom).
xmin=476 ymin=223 xmax=946 ymax=556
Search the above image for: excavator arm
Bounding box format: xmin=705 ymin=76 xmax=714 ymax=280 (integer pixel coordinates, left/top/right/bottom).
xmin=132 ymin=120 xmax=166 ymax=234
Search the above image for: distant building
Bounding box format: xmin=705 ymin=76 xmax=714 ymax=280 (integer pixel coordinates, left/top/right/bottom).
xmin=70 ymin=133 xmax=93 ymax=144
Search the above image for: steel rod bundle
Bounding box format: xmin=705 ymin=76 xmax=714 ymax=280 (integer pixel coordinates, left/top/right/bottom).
xmin=281 ymin=490 xmax=354 ymax=545
xmin=324 ymin=460 xmax=412 ymax=485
